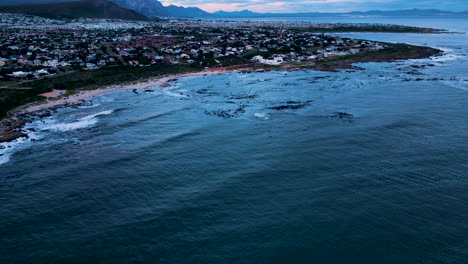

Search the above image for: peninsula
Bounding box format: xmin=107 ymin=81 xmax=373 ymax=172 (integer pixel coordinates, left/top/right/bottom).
xmin=0 ymin=14 xmax=442 ymax=142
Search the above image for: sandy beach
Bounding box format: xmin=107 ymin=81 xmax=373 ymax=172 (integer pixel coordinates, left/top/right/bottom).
xmin=0 ymin=66 xmax=267 ymax=143
xmin=17 ymin=70 xmax=229 ymax=114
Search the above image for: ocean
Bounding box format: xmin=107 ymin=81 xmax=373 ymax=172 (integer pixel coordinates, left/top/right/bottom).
xmin=1 ymin=17 xmax=467 ymax=263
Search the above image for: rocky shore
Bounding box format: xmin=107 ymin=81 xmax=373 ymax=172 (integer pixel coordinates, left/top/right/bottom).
xmin=0 ymin=118 xmax=29 ymax=143
xmin=0 ymin=71 xmax=229 ymax=143
xmin=0 ymin=42 xmax=442 ymax=144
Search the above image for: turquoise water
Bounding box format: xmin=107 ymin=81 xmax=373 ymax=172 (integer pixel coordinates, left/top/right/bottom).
xmin=1 ymin=18 xmax=467 ymax=263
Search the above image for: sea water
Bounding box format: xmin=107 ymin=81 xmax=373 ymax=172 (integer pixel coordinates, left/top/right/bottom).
xmin=0 ymin=17 xmax=467 ymax=263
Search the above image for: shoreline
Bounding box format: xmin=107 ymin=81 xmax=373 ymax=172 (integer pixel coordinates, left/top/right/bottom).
xmin=14 ymin=64 xmax=276 ymax=115
xmin=0 ymin=42 xmax=442 ymax=143
xmin=17 ymin=70 xmax=227 ymax=114
xmin=0 ymin=68 xmax=246 ymax=143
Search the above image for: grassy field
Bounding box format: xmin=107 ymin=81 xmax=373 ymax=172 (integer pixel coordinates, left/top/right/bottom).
xmin=0 ymin=63 xmax=201 ymax=118
xmin=311 ymin=43 xmax=441 ymax=71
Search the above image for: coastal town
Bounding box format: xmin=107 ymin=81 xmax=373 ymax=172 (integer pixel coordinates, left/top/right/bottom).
xmin=0 ymin=13 xmax=393 ymax=82
xmin=0 ymin=12 xmax=442 ymax=143
xmin=1 ymin=1 xmax=466 ymax=263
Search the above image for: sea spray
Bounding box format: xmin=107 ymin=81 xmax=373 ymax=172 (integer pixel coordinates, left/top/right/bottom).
xmin=42 ymin=110 xmax=114 ymax=132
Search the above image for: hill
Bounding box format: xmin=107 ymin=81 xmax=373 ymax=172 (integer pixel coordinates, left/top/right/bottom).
xmin=109 ymin=0 xmax=166 ymax=17
xmin=0 ymin=1 xmax=465 ymax=19
xmin=0 ymin=0 xmax=147 ymax=20
xmin=0 ymin=0 xmax=211 ymax=18
xmin=109 ymin=0 xmax=210 ymax=18
xmin=213 ymin=8 xmax=468 ymax=18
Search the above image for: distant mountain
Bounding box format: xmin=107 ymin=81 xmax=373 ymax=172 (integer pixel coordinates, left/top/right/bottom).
xmin=348 ymin=9 xmax=468 ymax=17
xmin=164 ymin=5 xmax=210 ymax=17
xmin=213 ymin=10 xmax=259 ymax=17
xmin=108 ymin=0 xmax=210 ymax=18
xmin=0 ymin=1 xmax=465 ymax=19
xmin=0 ymin=0 xmax=148 ymax=20
xmin=108 ymin=0 xmax=165 ymax=17
xmin=213 ymin=8 xmax=468 ymax=18
xmin=0 ymin=0 xmax=210 ymax=18
xmin=0 ymin=0 xmax=73 ymax=5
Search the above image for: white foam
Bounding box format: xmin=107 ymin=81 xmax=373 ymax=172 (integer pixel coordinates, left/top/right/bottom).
xmin=405 ymin=47 xmax=465 ymax=65
xmin=0 ymin=110 xmax=114 ymax=166
xmin=163 ymin=88 xmax=190 ymax=98
xmin=84 ymin=110 xmax=114 ymax=119
xmin=441 ymin=80 xmax=468 ymax=91
xmin=42 ymin=119 xmax=98 ymax=132
xmin=254 ymin=113 xmax=270 ymax=120
xmin=0 ymin=137 xmax=29 ymax=166
xmin=430 ymin=53 xmax=463 ymax=63
xmin=0 ymin=154 xmax=10 ymax=166
xmin=42 ymin=110 xmax=114 ymax=132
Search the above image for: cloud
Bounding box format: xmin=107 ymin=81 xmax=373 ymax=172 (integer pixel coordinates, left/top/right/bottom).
xmin=159 ymin=0 xmax=468 ymax=13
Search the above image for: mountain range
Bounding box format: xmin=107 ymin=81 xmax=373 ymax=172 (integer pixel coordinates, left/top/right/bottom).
xmin=0 ymin=0 xmax=148 ymax=20
xmin=0 ymin=0 xmax=210 ymax=18
xmin=0 ymin=0 xmax=466 ymax=19
xmin=213 ymin=9 xmax=468 ymax=18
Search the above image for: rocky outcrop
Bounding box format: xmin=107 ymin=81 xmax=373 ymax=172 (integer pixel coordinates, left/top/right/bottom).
xmin=205 ymin=105 xmax=246 ymax=119
xmin=269 ymin=101 xmax=313 ymax=111
xmin=0 ymin=118 xmax=31 ymax=143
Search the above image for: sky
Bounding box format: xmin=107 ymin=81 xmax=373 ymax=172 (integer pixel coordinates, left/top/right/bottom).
xmin=159 ymin=0 xmax=468 ymax=13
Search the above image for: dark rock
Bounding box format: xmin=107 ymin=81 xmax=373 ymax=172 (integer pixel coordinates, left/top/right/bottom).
xmin=312 ymin=76 xmax=330 ymax=80
xmin=0 ymin=131 xmax=28 ymax=143
xmin=331 ymin=112 xmax=354 ymax=121
xmin=205 ymin=105 xmax=246 ymax=119
xmin=196 ymin=89 xmax=209 ymax=94
xmin=406 ymin=70 xmax=424 ymax=75
xmin=38 ymin=111 xmax=52 ymax=118
xmin=269 ymin=101 xmax=311 ymax=111
xmin=0 ymin=117 xmax=33 ymax=143
xmin=229 ymin=94 xmax=258 ymax=100
xmin=282 ymin=82 xmax=299 ymax=86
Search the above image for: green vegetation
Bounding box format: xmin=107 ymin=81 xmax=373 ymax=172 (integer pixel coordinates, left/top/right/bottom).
xmin=27 ymin=64 xmax=199 ymax=91
xmin=242 ymin=50 xmax=272 ymax=60
xmin=0 ymin=88 xmax=48 ymax=118
xmin=0 ymin=63 xmax=201 ymax=118
xmin=0 ymin=43 xmax=441 ymax=120
xmin=311 ymin=43 xmax=441 ymax=71
xmin=202 ymin=56 xmax=251 ymax=68
xmin=291 ymin=25 xmax=445 ymax=33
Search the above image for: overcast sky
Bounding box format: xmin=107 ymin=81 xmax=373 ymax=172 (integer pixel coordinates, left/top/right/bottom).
xmin=159 ymin=0 xmax=468 ymax=13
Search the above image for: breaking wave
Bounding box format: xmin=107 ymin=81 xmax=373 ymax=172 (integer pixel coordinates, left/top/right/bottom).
xmin=0 ymin=138 xmax=28 ymax=166
xmin=254 ymin=113 xmax=270 ymax=120
xmin=42 ymin=110 xmax=114 ymax=132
